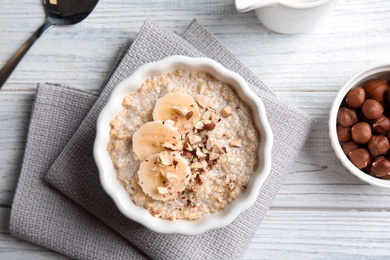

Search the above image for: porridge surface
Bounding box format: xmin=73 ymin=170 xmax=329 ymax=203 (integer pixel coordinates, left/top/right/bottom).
xmin=108 ymin=70 xmax=259 ymax=220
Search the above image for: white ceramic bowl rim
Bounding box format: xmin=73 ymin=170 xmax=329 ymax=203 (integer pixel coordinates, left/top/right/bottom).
xmin=236 ymin=0 xmax=332 ymax=12
xmin=94 ymin=55 xmax=273 ymax=235
xmin=279 ymin=0 xmax=333 ymax=9
xmin=329 ymin=63 xmax=390 ymax=188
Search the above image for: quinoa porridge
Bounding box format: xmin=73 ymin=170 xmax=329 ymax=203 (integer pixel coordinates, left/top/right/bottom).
xmin=108 ymin=70 xmax=259 ymax=220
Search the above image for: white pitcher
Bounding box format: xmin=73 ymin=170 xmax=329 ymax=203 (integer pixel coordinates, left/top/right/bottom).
xmin=235 ymin=0 xmax=338 ymax=34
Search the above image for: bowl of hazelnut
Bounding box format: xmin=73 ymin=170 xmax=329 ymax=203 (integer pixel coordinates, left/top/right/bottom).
xmin=329 ymin=63 xmax=390 ymax=187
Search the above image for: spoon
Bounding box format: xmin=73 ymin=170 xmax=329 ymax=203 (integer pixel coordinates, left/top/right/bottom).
xmin=0 ymin=0 xmax=99 ymax=89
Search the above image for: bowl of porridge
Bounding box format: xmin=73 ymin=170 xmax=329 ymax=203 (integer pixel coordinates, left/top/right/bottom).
xmin=94 ymin=56 xmax=273 ymax=235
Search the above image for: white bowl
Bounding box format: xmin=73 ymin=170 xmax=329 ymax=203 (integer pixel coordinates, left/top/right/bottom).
xmin=235 ymin=0 xmax=338 ymax=34
xmin=329 ymin=63 xmax=390 ymax=188
xmin=94 ymin=56 xmax=273 ymax=235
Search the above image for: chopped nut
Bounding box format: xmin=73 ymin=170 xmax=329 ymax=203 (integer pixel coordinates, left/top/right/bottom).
xmin=157 ymin=187 xmax=169 ymax=195
xmin=189 ymin=134 xmax=202 ymax=145
xmin=221 ymin=106 xmax=232 ymax=118
xmin=186 ymin=111 xmax=193 ymax=120
xmin=209 ymin=152 xmax=220 ymax=161
xmin=203 ymin=122 xmax=216 ymax=131
xmin=183 ymin=141 xmax=193 ymax=151
xmin=206 ymin=138 xmax=215 ymax=150
xmin=229 ymin=139 xmax=242 ymax=147
xmin=190 ymin=162 xmax=203 ymax=169
xmin=172 ymin=105 xmax=190 ymax=116
xmin=214 ymin=142 xmax=226 ymax=154
xmin=197 ymin=96 xmax=210 ymax=108
xmin=196 ymin=148 xmax=207 ymax=158
xmin=161 ymin=170 xmax=179 ymax=182
xmin=161 ymin=142 xmax=178 ymax=150
xmin=216 ymin=197 xmax=222 ymax=203
xmin=194 ymin=121 xmax=204 ymax=129
xmin=159 ymin=151 xmax=171 ymax=165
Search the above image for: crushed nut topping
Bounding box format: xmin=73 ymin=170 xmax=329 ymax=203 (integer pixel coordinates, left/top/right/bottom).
xmin=189 ymin=134 xmax=202 ymax=145
xmin=159 ymin=151 xmax=171 ymax=165
xmin=221 ymin=106 xmax=232 ymax=118
xmin=197 ymin=95 xmax=210 ymax=108
xmin=172 ymin=105 xmax=190 ymax=116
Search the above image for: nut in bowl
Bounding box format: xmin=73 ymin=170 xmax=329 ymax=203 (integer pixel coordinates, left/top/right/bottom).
xmin=94 ymin=56 xmax=273 ymax=235
xmin=329 ymin=63 xmax=390 ymax=188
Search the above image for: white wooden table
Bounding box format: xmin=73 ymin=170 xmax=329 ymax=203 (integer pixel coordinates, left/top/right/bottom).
xmin=1 ymin=0 xmax=390 ymax=259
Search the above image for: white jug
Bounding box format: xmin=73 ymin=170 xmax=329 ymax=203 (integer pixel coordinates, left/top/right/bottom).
xmin=235 ymin=0 xmax=338 ymax=34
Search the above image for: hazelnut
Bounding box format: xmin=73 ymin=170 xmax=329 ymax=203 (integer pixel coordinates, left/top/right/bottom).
xmin=342 ymin=141 xmax=358 ymax=156
xmin=369 ymin=156 xmax=390 ymax=178
xmin=351 ymin=122 xmax=372 ymax=144
xmin=371 ymin=114 xmax=390 ymax=134
xmin=337 ymin=125 xmax=351 ymax=142
xmin=368 ymin=135 xmax=389 ymax=157
xmin=349 ymin=148 xmax=371 ymax=169
xmin=361 ymin=99 xmax=384 ymax=119
xmin=345 ymin=87 xmax=365 ymax=108
xmin=337 ymin=107 xmax=358 ymax=127
xmin=363 ymin=78 xmax=389 ymax=105
xmin=203 ymin=121 xmax=216 ymax=131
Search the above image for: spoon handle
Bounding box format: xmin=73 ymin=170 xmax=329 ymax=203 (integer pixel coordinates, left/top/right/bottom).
xmin=0 ymin=19 xmax=53 ymax=89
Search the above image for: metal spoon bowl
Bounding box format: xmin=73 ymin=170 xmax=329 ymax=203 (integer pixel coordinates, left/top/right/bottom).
xmin=0 ymin=0 xmax=99 ymax=89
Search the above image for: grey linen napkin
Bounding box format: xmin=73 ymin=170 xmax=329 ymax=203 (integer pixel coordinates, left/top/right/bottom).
xmin=43 ymin=19 xmax=313 ymax=259
xmin=9 ymin=84 xmax=147 ymax=259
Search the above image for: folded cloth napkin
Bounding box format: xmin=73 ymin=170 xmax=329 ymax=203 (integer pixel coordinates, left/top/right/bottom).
xmin=10 ymin=19 xmax=313 ymax=260
xmin=9 ymin=84 xmax=147 ymax=259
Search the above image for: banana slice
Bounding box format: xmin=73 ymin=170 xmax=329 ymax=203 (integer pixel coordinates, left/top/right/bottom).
xmin=132 ymin=121 xmax=182 ymax=161
xmin=153 ymin=93 xmax=200 ymax=132
xmin=138 ymin=151 xmax=191 ymax=201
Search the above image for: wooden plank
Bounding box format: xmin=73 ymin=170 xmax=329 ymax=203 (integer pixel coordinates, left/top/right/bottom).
xmin=244 ymin=209 xmax=390 ymax=259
